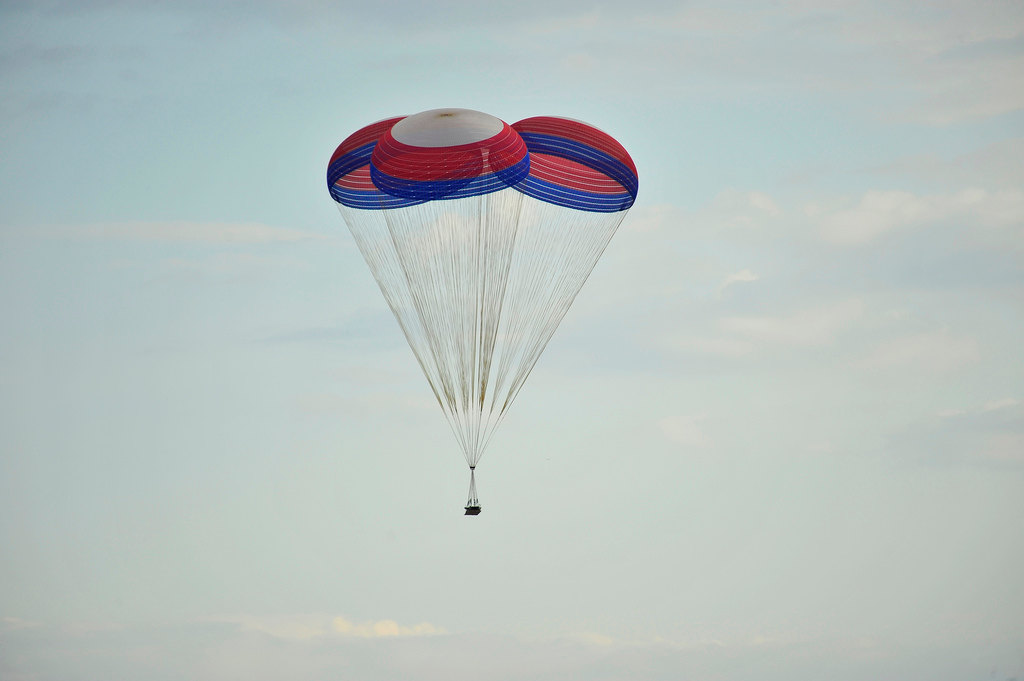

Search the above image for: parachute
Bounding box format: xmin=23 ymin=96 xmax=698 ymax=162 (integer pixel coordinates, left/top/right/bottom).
xmin=326 ymin=108 xmax=638 ymax=514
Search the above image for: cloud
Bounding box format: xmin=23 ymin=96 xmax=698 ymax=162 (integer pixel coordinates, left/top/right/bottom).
xmin=938 ymin=397 xmax=1020 ymax=419
xmin=665 ymin=335 xmax=755 ymax=358
xmin=806 ymin=4 xmax=1017 ymax=122
xmin=861 ymin=329 xmax=980 ymax=372
xmin=905 ymin=53 xmax=1024 ymax=126
xmin=633 ymin=187 xmax=1023 ymax=255
xmin=814 ymin=188 xmax=1024 ymax=245
xmin=981 ymin=397 xmax=1020 ymax=413
xmin=60 ymin=221 xmax=326 ymax=244
xmin=209 ymin=615 xmax=331 ymax=640
xmin=717 ymin=268 xmax=758 ymax=297
xmin=899 ymin=392 xmax=1024 ymax=467
xmin=1 ymin=616 xmax=42 ymax=632
xmin=636 ymin=4 xmax=764 ymax=36
xmin=332 ymin=616 xmax=445 ymax=638
xmin=981 ymin=432 xmax=1024 ymax=462
xmin=522 ymin=0 xmax=1024 ymax=124
xmin=705 ymin=190 xmax=784 ymax=231
xmin=814 ymin=191 xmax=937 ymax=245
xmin=658 ymin=412 xmax=711 ymax=448
xmin=208 ymin=614 xmax=446 ymax=641
xmin=866 ymin=138 xmax=1024 ymax=189
xmin=937 ymin=408 xmax=968 ymax=419
xmin=624 ymin=192 xmax=783 ymax=237
xmin=4 ymin=615 xmax=1016 ymax=681
xmin=567 ymin=631 xmax=617 ymax=647
xmin=720 ymin=298 xmax=866 ymax=347
xmin=561 ymin=52 xmax=597 ymax=72
xmin=747 ymin=191 xmax=782 ymax=216
xmin=658 ymin=296 xmax=882 ymax=362
xmin=621 ymin=203 xmax=683 ymax=234
xmin=162 ymin=252 xmax=284 ymax=275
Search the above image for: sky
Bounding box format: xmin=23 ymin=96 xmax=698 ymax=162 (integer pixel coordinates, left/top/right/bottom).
xmin=1 ymin=1 xmax=1023 ymax=679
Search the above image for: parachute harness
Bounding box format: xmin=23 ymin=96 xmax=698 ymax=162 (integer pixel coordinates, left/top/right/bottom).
xmin=465 ymin=466 xmax=480 ymax=514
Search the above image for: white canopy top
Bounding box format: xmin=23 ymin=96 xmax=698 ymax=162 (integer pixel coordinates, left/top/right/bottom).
xmin=389 ymin=108 xmax=505 ymax=148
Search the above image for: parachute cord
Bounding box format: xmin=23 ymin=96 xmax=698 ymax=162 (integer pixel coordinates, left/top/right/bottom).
xmin=338 ymin=190 xmax=625 ymax=476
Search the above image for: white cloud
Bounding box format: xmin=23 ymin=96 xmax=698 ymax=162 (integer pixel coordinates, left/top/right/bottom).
xmin=981 ymin=432 xmax=1024 ymax=462
xmin=624 ymin=193 xmax=783 ymax=238
xmin=551 ymin=0 xmax=1024 ymax=124
xmin=982 ymin=397 xmax=1020 ymax=413
xmin=659 ymin=412 xmax=711 ymax=447
xmin=567 ymin=631 xmax=616 ymax=646
xmin=666 ymin=335 xmax=755 ymax=357
xmin=866 ymin=139 xmax=1024 ymax=189
xmin=209 ymin=615 xmax=331 ymax=640
xmin=937 ymin=408 xmax=969 ymax=419
xmin=771 ymin=0 xmax=1024 ymax=124
xmin=561 ymin=51 xmax=598 ymax=72
xmin=861 ymin=330 xmax=980 ymax=371
xmin=747 ymin=191 xmax=782 ymax=217
xmin=1 ymin=616 xmax=42 ymax=631
xmin=208 ymin=614 xmax=446 ymax=641
xmin=823 ymin=0 xmax=1023 ymax=55
xmin=817 ymin=191 xmax=936 ymax=244
xmin=805 ymin=440 xmax=837 ymax=455
xmin=815 ymin=188 xmax=1024 ymax=245
xmin=937 ymin=397 xmax=1019 ymax=418
xmin=656 ymin=184 xmax=1024 ymax=251
xmin=162 ymin=252 xmax=282 ymax=275
xmin=295 ymin=391 xmax=436 ymax=419
xmin=914 ymin=395 xmax=1024 ymax=466
xmin=333 ymin=615 xmax=445 ymax=638
xmin=526 ymin=8 xmax=603 ymax=35
xmin=706 ymin=190 xmax=784 ymax=230
xmin=717 ymin=268 xmax=759 ymax=297
xmin=904 ymin=53 xmax=1024 ymax=126
xmin=956 ymin=138 xmax=1024 ymax=188
xmin=62 ymin=221 xmax=326 ymax=244
xmin=661 ymin=5 xmax=764 ymax=35
xmin=720 ymin=298 xmax=866 ymax=347
xmin=622 ymin=203 xmax=682 ymax=233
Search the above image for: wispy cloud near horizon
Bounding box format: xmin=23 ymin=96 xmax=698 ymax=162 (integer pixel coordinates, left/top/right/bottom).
xmin=205 ymin=614 xmax=447 ymax=641
xmin=812 ymin=188 xmax=1024 ymax=245
xmin=41 ymin=221 xmax=328 ymax=244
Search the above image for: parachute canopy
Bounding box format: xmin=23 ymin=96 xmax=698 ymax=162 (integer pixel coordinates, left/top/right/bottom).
xmin=326 ymin=108 xmax=638 ymax=513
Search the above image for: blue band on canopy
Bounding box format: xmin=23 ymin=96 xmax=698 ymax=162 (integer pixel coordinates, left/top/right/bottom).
xmin=513 ymin=176 xmax=637 ymax=213
xmin=513 ymin=132 xmax=638 ymax=213
xmin=370 ymin=155 xmax=530 ymax=203
xmin=328 ymin=142 xmax=425 ymax=209
xmin=326 ymin=142 xmax=371 ymax=188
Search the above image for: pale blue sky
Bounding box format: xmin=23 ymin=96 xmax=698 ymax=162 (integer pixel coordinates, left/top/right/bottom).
xmin=2 ymin=1 xmax=1023 ymax=679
